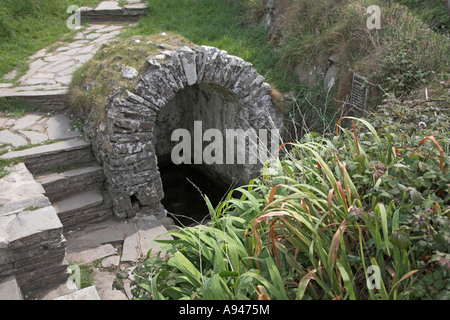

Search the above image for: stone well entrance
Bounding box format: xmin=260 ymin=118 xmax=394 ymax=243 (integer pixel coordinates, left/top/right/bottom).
xmin=88 ymin=45 xmax=283 ymax=220
xmin=158 ymin=162 xmax=229 ymax=226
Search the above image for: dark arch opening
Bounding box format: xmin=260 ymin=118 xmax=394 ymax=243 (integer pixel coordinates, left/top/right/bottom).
xmin=158 ymin=163 xmax=229 ymax=226
xmin=153 ymin=82 xmax=240 ymax=226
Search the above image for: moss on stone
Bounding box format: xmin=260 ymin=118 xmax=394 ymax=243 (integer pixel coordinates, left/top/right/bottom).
xmin=69 ymin=32 xmax=195 ymax=124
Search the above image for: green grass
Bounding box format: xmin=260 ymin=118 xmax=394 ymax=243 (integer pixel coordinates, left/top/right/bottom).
xmin=0 ymin=0 xmax=103 ymax=80
xmin=394 ymin=0 xmax=450 ymax=33
xmin=0 ymin=97 xmax=37 ymax=117
xmin=79 ymin=265 xmax=94 ymax=289
xmin=23 ymin=206 xmax=43 ymax=211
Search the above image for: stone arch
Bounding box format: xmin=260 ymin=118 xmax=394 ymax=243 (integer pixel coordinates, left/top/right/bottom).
xmin=91 ymin=45 xmax=283 ymax=219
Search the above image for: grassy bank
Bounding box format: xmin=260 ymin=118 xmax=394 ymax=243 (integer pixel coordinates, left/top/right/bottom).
xmin=395 ymin=0 xmax=450 ymax=33
xmin=0 ymin=0 xmax=103 ymax=80
xmin=241 ymin=0 xmax=449 ymax=136
xmin=125 ymin=98 xmax=450 ymax=300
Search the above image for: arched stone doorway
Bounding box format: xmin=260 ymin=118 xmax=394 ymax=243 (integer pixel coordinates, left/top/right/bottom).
xmin=89 ymin=45 xmax=283 ymax=219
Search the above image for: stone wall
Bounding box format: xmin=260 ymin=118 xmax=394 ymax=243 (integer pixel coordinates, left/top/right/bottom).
xmin=87 ymin=45 xmax=283 ymax=219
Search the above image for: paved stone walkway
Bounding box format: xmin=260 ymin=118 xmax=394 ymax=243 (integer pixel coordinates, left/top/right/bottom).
xmin=0 ymin=0 xmax=147 ymax=98
xmin=36 ymin=215 xmax=175 ymax=300
xmin=0 ymin=24 xmax=123 ymax=97
xmin=0 ymin=113 xmax=81 ymax=151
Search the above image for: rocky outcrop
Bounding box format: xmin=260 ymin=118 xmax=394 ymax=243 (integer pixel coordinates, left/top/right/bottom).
xmin=79 ymin=1 xmax=147 ymax=24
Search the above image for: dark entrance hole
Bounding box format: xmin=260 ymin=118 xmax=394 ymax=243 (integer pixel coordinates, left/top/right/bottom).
xmin=159 ymin=162 xmax=230 ymax=227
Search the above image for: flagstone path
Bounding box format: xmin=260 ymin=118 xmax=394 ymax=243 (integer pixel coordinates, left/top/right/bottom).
xmin=0 ymin=24 xmax=124 ymax=110
xmin=0 ymin=0 xmax=147 ymax=110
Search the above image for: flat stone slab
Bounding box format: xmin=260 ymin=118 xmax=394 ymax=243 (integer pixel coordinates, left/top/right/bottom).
xmin=121 ymin=215 xmax=173 ymax=262
xmin=0 ymin=112 xmax=86 ymax=155
xmin=65 ymin=218 xmax=128 ymax=251
xmin=0 ymin=163 xmax=51 ymax=216
xmin=39 ymin=280 xmax=78 ymax=300
xmin=137 ymin=216 xmax=174 ymax=258
xmin=53 ymin=190 xmax=104 ymax=215
xmin=0 ymin=138 xmax=90 ymax=160
xmin=46 ymin=114 xmax=81 ymax=140
xmin=0 ymin=117 xmax=15 ymax=127
xmin=0 ymin=276 xmax=23 ymax=300
xmin=80 ymin=0 xmax=146 ymax=23
xmin=37 ymin=165 xmax=103 ymax=187
xmin=12 ymin=114 xmax=43 ymax=130
xmin=121 ymin=221 xmax=141 ymax=263
xmin=0 ymin=87 xmax=69 ymax=97
xmin=63 ymin=165 xmax=102 ymax=178
xmin=124 ymin=3 xmax=147 ymax=9
xmin=0 ymin=130 xmax=27 ymax=147
xmin=53 ymin=285 xmax=101 ymax=300
xmin=66 ymin=244 xmax=116 ymax=265
xmin=101 ymin=255 xmax=120 ymax=268
xmin=0 ymin=162 xmax=67 ymax=294
xmin=0 ymin=23 xmax=124 ymax=104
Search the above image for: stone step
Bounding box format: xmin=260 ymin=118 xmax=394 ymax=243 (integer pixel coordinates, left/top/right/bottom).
xmin=0 ymin=276 xmax=23 ymax=300
xmin=0 ymin=88 xmax=69 ymax=112
xmin=0 ymin=138 xmax=94 ymax=174
xmin=52 ymin=189 xmax=113 ymax=230
xmin=35 ymin=165 xmax=106 ymax=203
xmin=66 ymin=244 xmax=117 ymax=265
xmin=80 ymin=2 xmax=147 ymax=24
